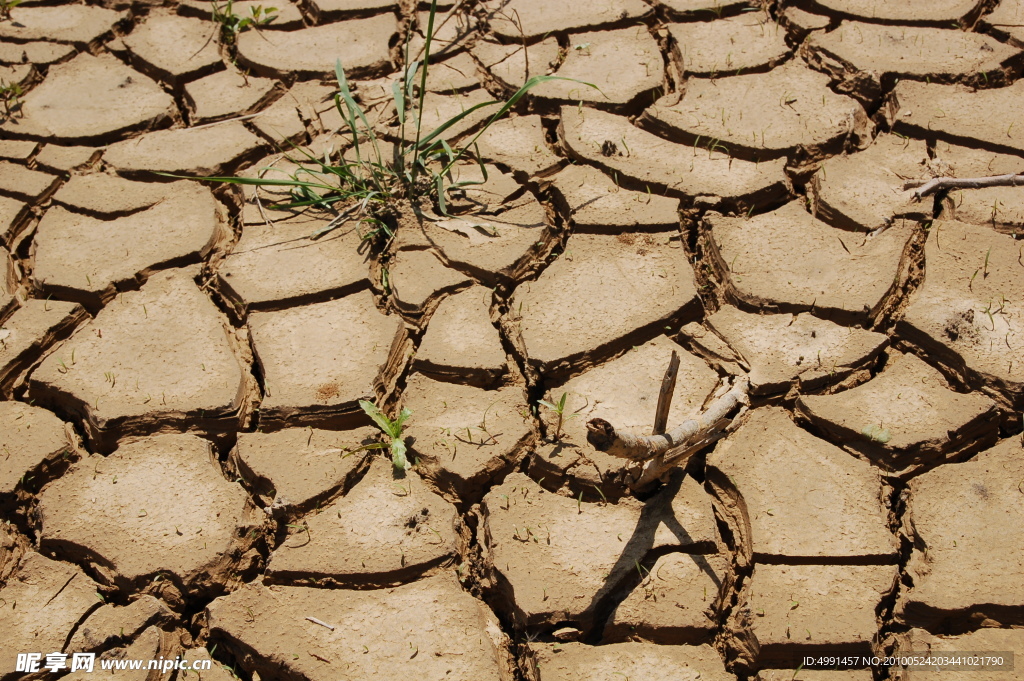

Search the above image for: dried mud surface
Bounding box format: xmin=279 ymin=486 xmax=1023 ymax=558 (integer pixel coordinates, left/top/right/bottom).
xmin=1 ymin=0 xmax=1023 ymax=679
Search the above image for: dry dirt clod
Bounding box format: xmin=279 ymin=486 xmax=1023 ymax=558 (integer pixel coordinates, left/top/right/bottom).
xmin=897 ymin=436 xmax=1024 ymax=630
xmin=704 ymin=200 xmax=913 ymax=324
xmin=0 ymin=551 xmax=103 ymax=673
xmin=0 ymin=53 xmax=176 ymax=145
xmin=217 ymin=218 xmax=371 ymax=318
xmin=602 ymin=551 xmax=730 ymax=644
xmin=66 ymin=594 xmax=172 ymax=654
xmin=103 ymin=122 xmax=266 ymax=179
xmin=413 ymin=286 xmax=507 ymax=386
xmin=530 ymin=335 xmax=719 ymax=496
xmin=558 ymin=105 xmax=789 ymax=205
xmin=388 ymin=248 xmax=471 ymax=318
xmin=475 ymin=115 xmax=563 ymax=179
xmin=640 ymin=60 xmax=872 ymax=163
xmin=33 ymin=184 xmax=227 ymax=308
xmin=228 ymin=426 xmax=376 ymax=515
xmin=248 ymin=289 xmax=407 ymax=428
xmin=796 ymin=352 xmax=1000 ymax=476
xmin=802 ymin=22 xmax=1020 ymax=106
xmin=122 ymin=11 xmax=221 ymax=88
xmin=708 ymin=407 xmax=897 ymax=564
xmin=207 ymin=573 xmax=514 ymax=681
xmin=185 ymin=68 xmax=281 ymax=125
xmin=481 ymin=471 xmax=720 ymax=635
xmin=37 ymin=433 xmax=262 ymax=603
xmin=737 ymin=563 xmax=898 ymax=666
xmin=0 ymin=161 xmax=60 ymax=204
xmin=264 ymin=457 xmax=465 ymax=586
xmin=403 ymin=373 xmax=533 ymax=505
xmin=235 ymin=15 xmax=397 ymax=80
xmin=668 ymin=14 xmax=791 ymax=77
xmin=528 ymin=641 xmax=734 ymax=681
xmin=516 ymin=233 xmax=701 ymax=378
xmin=0 ymin=299 xmax=87 ymax=397
xmin=0 ymin=401 xmax=78 ymax=511
xmin=888 ymin=80 xmax=1024 ymax=158
xmin=28 ymin=268 xmax=251 ymax=450
xmin=0 ymin=5 xmax=125 ymax=45
xmin=692 ymin=306 xmax=888 ymax=395
xmin=471 ymin=38 xmax=561 ymax=92
xmin=482 ymin=0 xmax=652 ymax=40
xmin=895 ymin=220 xmax=1024 ymax=410
xmin=547 ymin=163 xmax=681 ymax=233
xmin=528 ymin=28 xmax=664 ymax=110
xmin=808 ymin=133 xmax=930 ymax=233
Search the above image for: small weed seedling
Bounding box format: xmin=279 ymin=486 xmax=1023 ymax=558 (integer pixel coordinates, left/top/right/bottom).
xmin=1 ymin=79 xmax=23 ymax=119
xmin=210 ymin=0 xmax=278 ymax=44
xmin=186 ymin=0 xmax=596 ymax=243
xmin=538 ymin=392 xmax=577 ymax=441
xmin=0 ymin=0 xmax=20 ymax=21
xmin=359 ymin=399 xmax=413 ymax=472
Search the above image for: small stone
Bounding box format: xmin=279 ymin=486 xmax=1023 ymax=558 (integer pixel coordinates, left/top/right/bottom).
xmin=123 ymin=11 xmax=220 ymax=86
xmin=898 ymin=436 xmax=1024 ymax=630
xmin=549 ymin=163 xmax=681 ymax=232
xmin=185 ymin=69 xmax=281 ymax=124
xmin=516 ymin=233 xmax=699 ymax=376
xmin=0 ymin=53 xmax=175 ymax=144
xmin=248 ymin=290 xmax=407 ymax=427
xmin=103 ymin=122 xmax=265 ymax=178
xmin=404 ymin=374 xmax=533 ymax=504
xmin=38 ymin=434 xmax=260 ymax=599
xmin=709 ymin=407 xmax=897 ymax=562
xmin=704 ymin=201 xmax=913 ymax=324
xmin=229 ymin=426 xmax=376 ymax=513
xmin=415 ymin=286 xmax=506 ymax=386
xmin=669 ymin=14 xmax=791 ymax=76
xmin=236 ymin=15 xmax=396 ymax=79
xmin=265 ymin=458 xmax=465 ymax=585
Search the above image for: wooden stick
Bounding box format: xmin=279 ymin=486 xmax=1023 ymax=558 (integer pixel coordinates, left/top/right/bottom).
xmin=587 ymin=376 xmax=749 ymax=462
xmin=652 ymin=351 xmax=680 ymax=436
xmin=904 ymin=173 xmax=1024 ymax=201
xmin=306 ymin=616 xmax=336 ymax=631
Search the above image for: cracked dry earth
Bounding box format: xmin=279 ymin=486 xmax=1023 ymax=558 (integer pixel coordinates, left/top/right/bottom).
xmin=2 ymin=0 xmax=1024 ymax=679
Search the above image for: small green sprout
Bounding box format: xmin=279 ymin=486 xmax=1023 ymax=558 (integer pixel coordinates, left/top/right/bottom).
xmin=538 ymin=392 xmax=577 ymax=441
xmin=359 ymin=399 xmax=413 ymax=472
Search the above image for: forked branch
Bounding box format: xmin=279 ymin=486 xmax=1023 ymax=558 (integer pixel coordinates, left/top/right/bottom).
xmin=905 ymin=173 xmax=1024 ymax=201
xmin=586 ymin=376 xmax=750 ymax=490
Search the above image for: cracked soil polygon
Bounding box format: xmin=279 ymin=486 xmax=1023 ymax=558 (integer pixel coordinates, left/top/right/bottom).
xmin=529 ymin=641 xmax=734 ymax=681
xmin=413 ymin=286 xmax=507 ymax=386
xmin=549 ymin=164 xmax=681 ymax=232
xmin=668 ymin=14 xmax=791 ymax=76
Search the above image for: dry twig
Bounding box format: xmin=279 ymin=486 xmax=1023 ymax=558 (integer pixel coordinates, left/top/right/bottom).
xmin=905 ymin=173 xmax=1024 ymax=201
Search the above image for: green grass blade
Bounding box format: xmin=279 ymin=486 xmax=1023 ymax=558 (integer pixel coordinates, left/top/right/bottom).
xmin=416 ymin=99 xmax=501 ymax=150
